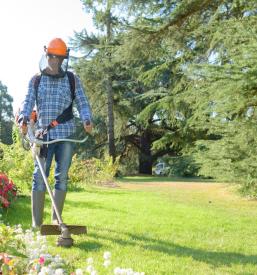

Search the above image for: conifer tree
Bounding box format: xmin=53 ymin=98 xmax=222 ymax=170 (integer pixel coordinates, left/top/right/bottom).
xmin=73 ymin=0 xmax=121 ymax=162
xmin=187 ymin=7 xmax=257 ymax=194
xmin=0 ymin=81 xmax=13 ymax=145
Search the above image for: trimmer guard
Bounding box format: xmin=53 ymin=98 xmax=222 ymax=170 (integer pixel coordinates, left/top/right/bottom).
xmin=41 ymin=224 xmax=87 ymax=235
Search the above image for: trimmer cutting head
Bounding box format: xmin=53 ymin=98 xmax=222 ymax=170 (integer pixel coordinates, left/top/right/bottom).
xmin=40 ymin=223 xmax=87 ymax=247
xmin=41 ymin=224 xmax=87 ymax=235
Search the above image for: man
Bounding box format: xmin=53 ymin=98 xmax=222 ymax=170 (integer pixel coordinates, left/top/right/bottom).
xmin=19 ymin=38 xmax=92 ymax=228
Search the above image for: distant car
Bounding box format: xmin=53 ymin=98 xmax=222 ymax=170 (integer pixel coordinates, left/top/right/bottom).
xmin=154 ymin=162 xmax=169 ymax=176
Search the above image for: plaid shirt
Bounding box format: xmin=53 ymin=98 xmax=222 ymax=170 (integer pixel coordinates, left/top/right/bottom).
xmin=21 ymin=73 xmax=92 ymax=139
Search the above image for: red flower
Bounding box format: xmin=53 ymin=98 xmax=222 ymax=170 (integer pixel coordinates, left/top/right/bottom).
xmin=0 ymin=173 xmax=18 ymax=209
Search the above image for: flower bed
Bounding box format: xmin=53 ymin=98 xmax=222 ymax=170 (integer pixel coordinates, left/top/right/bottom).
xmin=0 ymin=222 xmax=145 ymax=275
xmin=0 ymin=173 xmax=18 ymax=212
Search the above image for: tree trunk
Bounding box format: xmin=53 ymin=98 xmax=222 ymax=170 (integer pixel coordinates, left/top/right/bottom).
xmin=106 ymin=4 xmax=116 ymax=162
xmin=138 ymin=131 xmax=152 ymax=175
xmin=106 ymin=74 xmax=116 ymax=161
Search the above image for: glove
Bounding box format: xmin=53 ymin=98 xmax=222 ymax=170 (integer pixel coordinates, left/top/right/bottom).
xmin=84 ymin=120 xmax=93 ymax=134
xmin=17 ymin=115 xmax=29 ymax=135
xmin=31 ymin=143 xmax=41 ymax=159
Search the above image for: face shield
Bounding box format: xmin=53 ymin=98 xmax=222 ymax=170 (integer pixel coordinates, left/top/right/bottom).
xmin=39 ymin=48 xmax=69 ymax=78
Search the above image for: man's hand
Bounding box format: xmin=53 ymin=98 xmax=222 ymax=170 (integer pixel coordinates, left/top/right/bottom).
xmin=20 ymin=124 xmax=28 ymax=135
xmin=84 ymin=120 xmax=93 ymax=134
xmin=17 ymin=115 xmax=28 ymax=135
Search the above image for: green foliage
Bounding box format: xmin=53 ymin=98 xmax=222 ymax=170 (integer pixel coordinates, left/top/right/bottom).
xmin=166 ymin=155 xmax=199 ymax=177
xmin=0 ymin=81 xmax=13 ymax=145
xmin=69 ymin=154 xmax=119 ymax=189
xmin=0 ymin=223 xmax=27 ymax=275
xmin=0 ymin=127 xmax=34 ymax=192
xmin=0 ymin=223 xmax=26 ymax=257
xmin=118 ymin=147 xmax=139 ymax=175
xmin=186 ymin=14 xmax=257 ymax=195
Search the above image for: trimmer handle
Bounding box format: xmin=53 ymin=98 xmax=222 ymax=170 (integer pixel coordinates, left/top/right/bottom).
xmin=26 ymin=125 xmax=88 ymax=145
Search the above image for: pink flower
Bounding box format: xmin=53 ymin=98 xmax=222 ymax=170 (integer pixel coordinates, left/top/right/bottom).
xmin=1 ymin=196 xmax=10 ymax=208
xmin=39 ymin=256 xmax=45 ymax=265
xmin=0 ymin=253 xmax=11 ymax=264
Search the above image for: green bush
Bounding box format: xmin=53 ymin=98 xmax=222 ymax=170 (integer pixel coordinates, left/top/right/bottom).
xmin=164 ymin=155 xmax=199 ymax=177
xmin=0 ymin=140 xmax=33 ymax=193
xmin=69 ymin=154 xmax=119 ymax=189
xmin=118 ymin=148 xmax=139 ymax=176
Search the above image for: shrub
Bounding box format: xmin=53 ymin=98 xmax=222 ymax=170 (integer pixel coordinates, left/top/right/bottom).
xmin=157 ymin=155 xmax=200 ymax=177
xmin=118 ymin=147 xmax=139 ymax=176
xmin=0 ymin=138 xmax=34 ymax=193
xmin=69 ymin=154 xmax=119 ymax=189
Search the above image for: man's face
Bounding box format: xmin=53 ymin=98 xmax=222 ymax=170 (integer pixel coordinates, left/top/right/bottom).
xmin=40 ymin=51 xmax=68 ymax=76
xmin=47 ymin=54 xmax=64 ymax=71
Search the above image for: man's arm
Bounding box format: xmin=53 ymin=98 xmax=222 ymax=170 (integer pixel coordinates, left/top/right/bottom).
xmin=73 ymin=75 xmax=93 ymax=133
xmin=18 ymin=76 xmax=37 ymax=134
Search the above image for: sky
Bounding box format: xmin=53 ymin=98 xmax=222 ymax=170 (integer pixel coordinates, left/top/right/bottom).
xmin=0 ymin=0 xmax=94 ymax=113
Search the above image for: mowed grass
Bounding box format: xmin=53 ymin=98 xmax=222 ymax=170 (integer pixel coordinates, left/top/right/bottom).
xmin=5 ymin=176 xmax=257 ymax=274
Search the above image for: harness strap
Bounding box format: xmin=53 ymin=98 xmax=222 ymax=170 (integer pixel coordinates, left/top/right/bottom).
xmin=46 ymin=104 xmax=74 ymax=131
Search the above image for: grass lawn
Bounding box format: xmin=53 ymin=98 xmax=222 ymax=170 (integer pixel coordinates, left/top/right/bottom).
xmin=4 ymin=176 xmax=257 ymax=274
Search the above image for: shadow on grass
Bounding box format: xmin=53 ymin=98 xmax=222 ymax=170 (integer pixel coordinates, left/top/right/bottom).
xmin=144 ymin=242 xmax=257 ymax=267
xmin=88 ymin=228 xmax=257 ymax=267
xmin=75 ymin=240 xmax=102 ymax=251
xmin=118 ymin=176 xmax=215 ymax=183
xmin=64 ymin=199 xmax=128 ymax=214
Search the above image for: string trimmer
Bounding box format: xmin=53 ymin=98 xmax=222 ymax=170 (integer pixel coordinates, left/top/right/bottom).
xmin=24 ymin=124 xmax=87 ymax=247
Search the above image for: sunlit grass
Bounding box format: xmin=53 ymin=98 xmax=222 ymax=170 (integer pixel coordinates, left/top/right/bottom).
xmin=5 ymin=178 xmax=257 ymax=274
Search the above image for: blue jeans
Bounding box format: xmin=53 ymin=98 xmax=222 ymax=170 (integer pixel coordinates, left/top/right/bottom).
xmin=32 ymin=141 xmax=74 ymax=191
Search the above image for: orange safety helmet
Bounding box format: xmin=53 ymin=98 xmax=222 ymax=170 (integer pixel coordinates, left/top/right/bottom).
xmin=45 ymin=38 xmax=68 ymax=57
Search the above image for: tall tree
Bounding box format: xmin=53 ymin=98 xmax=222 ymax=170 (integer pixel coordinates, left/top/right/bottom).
xmin=105 ymin=4 xmax=116 ymax=161
xmin=125 ymin=0 xmax=257 ymax=190
xmin=0 ymin=81 xmax=13 ymax=145
xmin=73 ymin=0 xmax=209 ymax=174
xmin=186 ymin=4 xmax=257 ymax=194
xmin=74 ymin=0 xmax=257 ymax=178
xmin=73 ymin=0 xmax=124 ymax=162
xmin=111 ymin=0 xmax=225 ymax=173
